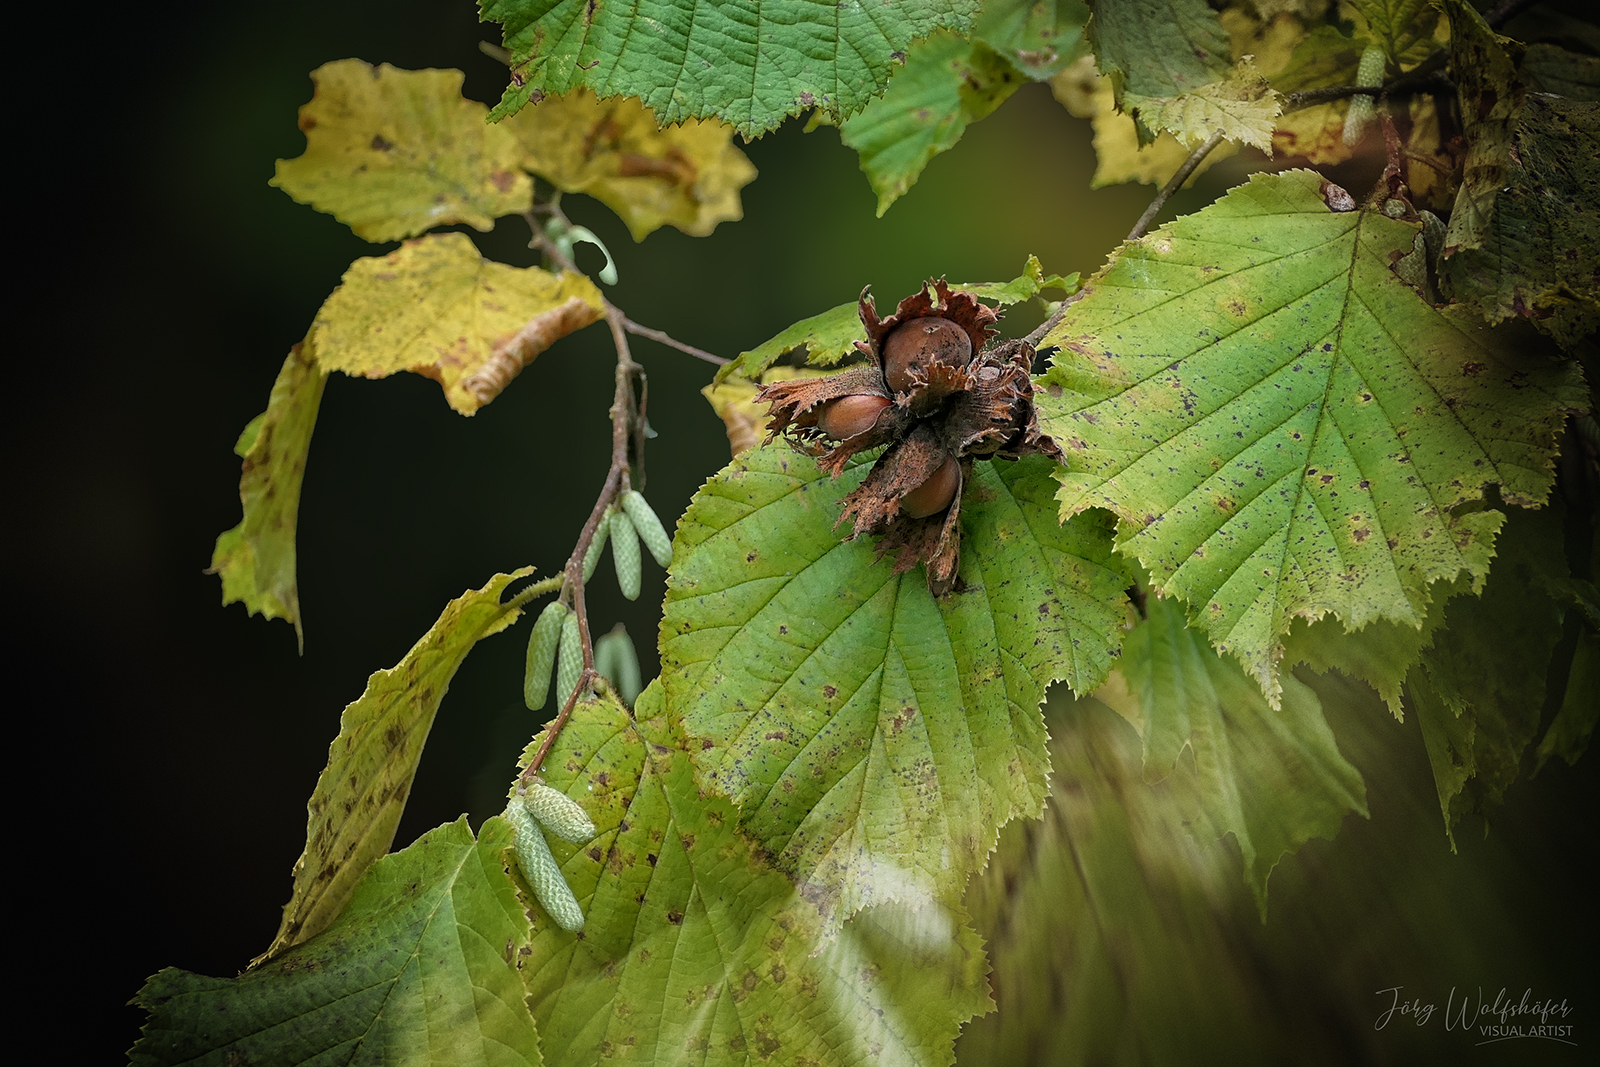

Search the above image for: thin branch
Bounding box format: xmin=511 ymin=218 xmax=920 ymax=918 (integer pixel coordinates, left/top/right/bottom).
xmin=1127 ymin=128 xmax=1227 ymax=244
xmin=521 ymin=668 xmax=596 ymax=782
xmin=1023 ymin=289 xmax=1087 ymax=349
xmin=623 ymin=317 xmax=728 ymax=365
xmin=513 ymin=202 xmax=647 ymax=777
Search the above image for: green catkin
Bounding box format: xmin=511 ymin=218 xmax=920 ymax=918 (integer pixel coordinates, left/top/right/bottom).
xmin=523 ymin=601 xmax=568 ymax=711
xmin=596 ymin=627 xmax=642 ymax=707
xmin=581 ymin=507 xmax=613 ymax=582
xmin=503 ymin=802 xmax=585 ymax=932
xmin=522 ymin=782 xmax=597 ymax=843
xmin=1342 ymin=46 xmax=1386 ymax=147
xmin=620 ymin=490 xmax=672 ymax=568
xmin=555 ymin=610 xmax=584 ymax=706
xmin=611 ymin=511 xmax=642 ymax=600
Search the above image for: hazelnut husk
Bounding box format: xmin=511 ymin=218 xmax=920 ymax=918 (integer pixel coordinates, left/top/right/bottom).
xmin=756 ymin=279 xmax=1060 ymax=595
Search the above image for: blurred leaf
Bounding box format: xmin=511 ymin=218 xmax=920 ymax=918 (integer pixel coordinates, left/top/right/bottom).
xmin=272 ymin=59 xmax=531 ymax=242
xmin=516 ymin=688 xmax=992 ymax=1067
xmin=310 ymin=233 xmax=604 ymax=414
xmin=1038 ymin=170 xmax=1586 ymax=702
xmin=258 ymin=571 xmax=531 ymax=962
xmin=1537 ymin=626 xmax=1599 ymax=770
xmin=1268 ymin=24 xmax=1366 ymax=165
xmin=1050 ymin=55 xmax=1237 ymax=187
xmin=1439 ymin=0 xmax=1600 ymax=348
xmin=1124 ymin=56 xmax=1282 ymax=152
xmin=840 ymin=32 xmax=1027 ymax=216
xmin=1409 ymin=504 xmax=1574 ymax=846
xmin=503 ymin=90 xmax=756 ymax=240
xmin=974 ymin=0 xmax=1090 ymax=79
xmin=661 ymin=444 xmax=1127 ymax=928
xmin=1088 ymin=0 xmax=1232 ymax=143
xmin=1096 ymin=594 xmax=1366 ymax=909
xmin=132 ymin=818 xmax=541 ymax=1067
xmin=958 ymin=695 xmax=1305 ymax=1066
xmin=209 ymin=342 xmax=327 ymax=647
xmin=1349 ymin=0 xmax=1437 ymax=62
xmin=482 ymin=0 xmax=981 ymax=137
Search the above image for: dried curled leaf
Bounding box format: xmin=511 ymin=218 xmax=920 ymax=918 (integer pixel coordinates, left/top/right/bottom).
xmin=757 ymin=279 xmax=1060 ymax=593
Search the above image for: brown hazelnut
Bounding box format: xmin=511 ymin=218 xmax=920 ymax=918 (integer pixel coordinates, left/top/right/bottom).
xmin=900 ymin=453 xmax=960 ymax=518
xmin=882 ymin=317 xmax=972 ymax=393
xmin=816 ymin=393 xmax=890 ymax=440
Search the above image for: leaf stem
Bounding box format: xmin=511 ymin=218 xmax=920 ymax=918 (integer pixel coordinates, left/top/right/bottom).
xmin=1127 ymin=129 xmax=1227 ymax=243
xmin=623 ymin=317 xmax=728 ymax=365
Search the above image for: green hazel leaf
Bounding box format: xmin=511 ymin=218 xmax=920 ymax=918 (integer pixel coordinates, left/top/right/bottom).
xmin=972 ymin=0 xmax=1090 ymax=80
xmin=659 ymin=444 xmax=1128 ymax=929
xmin=730 ymin=300 xmax=868 ymax=380
xmin=515 ymin=687 xmax=992 ymax=1067
xmin=1122 ymin=57 xmax=1283 ymax=153
xmin=959 ymin=694 xmax=1283 ymax=1064
xmin=309 ymin=233 xmax=605 ymax=415
xmin=1437 ymin=0 xmax=1600 ymax=348
xmin=1087 ymin=0 xmax=1232 ymax=143
xmin=839 ymin=32 xmax=1027 ymax=216
xmin=272 ymin=59 xmax=532 ymax=242
xmin=481 ymin=0 xmax=983 ymax=138
xmin=1409 ymin=502 xmax=1575 ymax=848
xmin=256 ymin=570 xmax=532 ymax=963
xmin=131 ymin=817 xmax=541 ymax=1067
xmin=1095 ymin=594 xmax=1367 ymax=912
xmin=1037 ymin=169 xmax=1587 ymax=705
xmin=210 ymin=342 xmax=327 ymax=648
xmin=957 ymin=254 xmax=1078 ymax=304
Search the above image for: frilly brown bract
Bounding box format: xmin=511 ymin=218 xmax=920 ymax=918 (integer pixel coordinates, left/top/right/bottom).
xmin=756 ymin=279 xmax=1061 ymax=595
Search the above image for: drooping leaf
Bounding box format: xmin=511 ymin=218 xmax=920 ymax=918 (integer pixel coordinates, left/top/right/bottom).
xmin=1094 ymin=593 xmax=1366 ymax=909
xmin=1438 ymin=0 xmax=1600 ymax=348
xmin=481 ymin=0 xmax=982 ymax=137
xmin=973 ymin=0 xmax=1090 ymax=80
xmin=1087 ymin=0 xmax=1232 ymax=143
xmin=1049 ymin=55 xmax=1238 ymax=187
xmin=1123 ymin=56 xmax=1282 ymax=152
xmin=1037 ymin=169 xmax=1587 ymax=702
xmin=272 ymin=60 xmax=532 ymax=242
xmin=516 ymin=688 xmax=992 ymax=1067
xmin=503 ymin=90 xmax=757 ymax=240
xmin=309 ymin=233 xmax=605 ymax=414
xmin=660 ymin=444 xmax=1128 ymax=928
xmin=209 ymin=342 xmax=327 ymax=647
xmin=958 ymin=694 xmax=1298 ymax=1065
xmin=839 ymin=32 xmax=1027 ymax=216
xmin=1536 ymin=626 xmax=1599 ymax=771
xmin=258 ymin=571 xmax=532 ymax=962
xmin=1408 ymin=504 xmax=1574 ymax=847
xmin=132 ymin=817 xmax=541 ymax=1067
xmin=1282 ymin=605 xmax=1448 ymax=720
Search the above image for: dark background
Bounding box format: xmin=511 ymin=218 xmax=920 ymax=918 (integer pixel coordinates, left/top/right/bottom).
xmin=12 ymin=1 xmax=1593 ymax=1061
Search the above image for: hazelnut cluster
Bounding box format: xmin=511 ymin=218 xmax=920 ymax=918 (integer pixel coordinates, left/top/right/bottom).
xmin=757 ymin=280 xmax=1059 ymax=595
